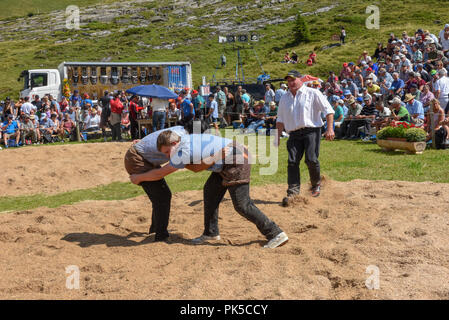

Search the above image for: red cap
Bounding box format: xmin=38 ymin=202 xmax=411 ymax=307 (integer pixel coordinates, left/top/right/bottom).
xmin=367 ymin=67 xmax=373 ymax=72
xmin=177 ymin=96 xmax=182 ymax=101
xmin=84 ymin=93 xmax=89 ymax=98
xmin=192 ymin=90 xmax=198 ymax=94
xmin=343 ymin=63 xmax=348 ymax=67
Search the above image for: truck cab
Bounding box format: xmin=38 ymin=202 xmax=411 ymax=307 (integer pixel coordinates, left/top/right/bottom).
xmin=19 ymin=69 xmax=61 ymax=101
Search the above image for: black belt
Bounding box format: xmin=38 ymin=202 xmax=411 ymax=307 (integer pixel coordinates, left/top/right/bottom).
xmin=290 ymin=127 xmax=320 ymax=134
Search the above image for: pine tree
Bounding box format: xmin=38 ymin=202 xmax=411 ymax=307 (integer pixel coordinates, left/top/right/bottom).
xmin=294 ymin=11 xmax=311 ymax=44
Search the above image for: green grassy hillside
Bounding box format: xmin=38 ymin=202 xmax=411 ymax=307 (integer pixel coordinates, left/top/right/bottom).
xmin=1 ymin=0 xmax=449 ymax=99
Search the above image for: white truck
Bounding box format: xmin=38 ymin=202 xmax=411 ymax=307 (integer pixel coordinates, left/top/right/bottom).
xmin=19 ymin=61 xmax=193 ymax=102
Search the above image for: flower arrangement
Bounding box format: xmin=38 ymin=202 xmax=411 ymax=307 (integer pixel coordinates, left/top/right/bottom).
xmin=377 ymin=124 xmax=426 ymax=142
xmin=63 ymin=79 xmax=71 ymax=98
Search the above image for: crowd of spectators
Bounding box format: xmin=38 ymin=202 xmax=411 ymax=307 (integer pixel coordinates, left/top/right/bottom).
xmin=311 ymin=27 xmax=449 ymax=144
xmin=3 ymin=26 xmax=449 ymax=149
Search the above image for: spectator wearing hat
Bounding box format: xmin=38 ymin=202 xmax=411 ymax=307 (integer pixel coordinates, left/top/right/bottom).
xmin=372 ymin=100 xmax=392 ymax=131
xmin=340 ymin=63 xmax=352 ymax=80
xmin=277 ymin=70 xmax=334 ymax=203
xmin=373 ymin=43 xmax=384 ymax=61
xmin=265 ymin=101 xmax=278 ymax=135
xmin=409 ymin=83 xmax=422 ymax=102
xmin=417 ymin=63 xmax=431 ymax=82
xmin=390 ymin=97 xmax=411 ymax=122
xmin=2 ymin=114 xmax=21 ymax=147
xmin=81 ymin=94 xmax=93 ymax=111
xmin=69 ymin=90 xmax=82 ymax=108
xmin=345 ymin=95 xmax=378 ymax=140
xmin=110 ymin=92 xmax=124 ymax=141
xmin=21 ymin=114 xmax=38 ymax=144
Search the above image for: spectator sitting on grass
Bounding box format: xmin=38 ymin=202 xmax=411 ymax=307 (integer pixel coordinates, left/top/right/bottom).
xmin=21 ymin=114 xmax=38 ymax=144
xmin=244 ymin=100 xmax=268 ymax=134
xmin=404 ymin=93 xmax=425 ymax=126
xmin=61 ymin=113 xmax=75 ymax=142
xmin=1 ymin=114 xmax=20 ymax=148
xmin=372 ymin=100 xmax=392 ymax=131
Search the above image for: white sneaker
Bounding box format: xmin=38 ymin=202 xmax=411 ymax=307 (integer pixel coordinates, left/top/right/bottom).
xmin=191 ymin=234 xmax=221 ymax=244
xmin=264 ymin=232 xmax=288 ymax=248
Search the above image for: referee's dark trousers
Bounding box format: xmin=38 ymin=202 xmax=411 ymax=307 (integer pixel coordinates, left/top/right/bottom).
xmin=287 ymin=127 xmax=321 ymax=196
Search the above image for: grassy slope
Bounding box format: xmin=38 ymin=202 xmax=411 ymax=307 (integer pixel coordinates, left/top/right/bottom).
xmin=1 ymin=0 xmax=449 ymax=98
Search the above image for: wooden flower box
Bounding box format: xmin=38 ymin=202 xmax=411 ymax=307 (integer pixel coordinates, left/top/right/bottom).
xmin=377 ymin=139 xmax=426 ymax=154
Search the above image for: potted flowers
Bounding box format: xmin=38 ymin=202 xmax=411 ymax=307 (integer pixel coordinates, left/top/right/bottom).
xmin=376 ymin=122 xmax=427 ymax=154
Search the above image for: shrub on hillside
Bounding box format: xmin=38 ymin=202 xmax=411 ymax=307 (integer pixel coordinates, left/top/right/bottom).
xmin=294 ymin=11 xmax=311 ymax=44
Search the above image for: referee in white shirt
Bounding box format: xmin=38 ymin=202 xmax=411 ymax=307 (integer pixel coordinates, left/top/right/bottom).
xmin=276 ymin=70 xmax=335 ymax=205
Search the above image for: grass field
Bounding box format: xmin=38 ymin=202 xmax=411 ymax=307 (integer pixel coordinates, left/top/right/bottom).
xmin=1 ymin=136 xmax=448 ymax=213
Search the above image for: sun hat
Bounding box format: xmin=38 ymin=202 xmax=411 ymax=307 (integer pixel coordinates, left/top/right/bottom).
xmin=404 ymin=93 xmax=416 ymax=102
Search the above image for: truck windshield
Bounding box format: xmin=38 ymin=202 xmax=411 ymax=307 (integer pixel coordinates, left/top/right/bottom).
xmin=23 ymin=73 xmax=30 ymax=90
xmin=30 ymin=73 xmax=48 ymax=88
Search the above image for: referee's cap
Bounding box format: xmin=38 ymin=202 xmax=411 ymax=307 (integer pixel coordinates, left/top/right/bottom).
xmin=284 ymin=70 xmax=302 ymax=80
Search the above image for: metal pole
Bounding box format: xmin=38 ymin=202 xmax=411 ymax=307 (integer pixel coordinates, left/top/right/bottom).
xmin=75 ymin=107 xmax=81 ymax=142
xmin=430 ymin=110 xmax=436 ymax=149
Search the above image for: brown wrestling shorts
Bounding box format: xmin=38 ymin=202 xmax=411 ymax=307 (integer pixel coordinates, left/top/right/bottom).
xmin=124 ymin=145 xmax=158 ymax=175
xmin=219 ymin=142 xmax=252 ymax=187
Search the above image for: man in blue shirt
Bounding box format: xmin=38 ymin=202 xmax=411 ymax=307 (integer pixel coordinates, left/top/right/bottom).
xmin=124 ymin=126 xmax=187 ymax=241
xmin=1 ymin=114 xmax=20 ymax=147
xmin=129 ymin=131 xmax=289 ymax=249
xmin=180 ymin=91 xmax=194 ymax=123
xmin=404 ymin=93 xmax=424 ymax=126
xmin=191 ymin=90 xmax=205 ymax=119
